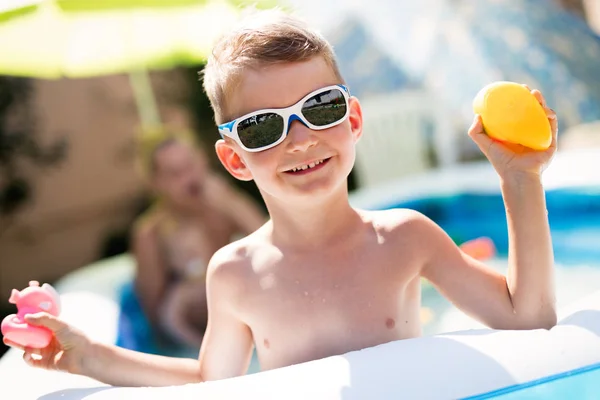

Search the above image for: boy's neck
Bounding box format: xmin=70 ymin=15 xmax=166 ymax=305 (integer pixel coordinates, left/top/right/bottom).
xmin=266 ymin=186 xmax=362 ymax=249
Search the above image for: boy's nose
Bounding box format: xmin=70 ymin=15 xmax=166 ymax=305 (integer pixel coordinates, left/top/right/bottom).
xmin=286 ymin=120 xmax=318 ymax=153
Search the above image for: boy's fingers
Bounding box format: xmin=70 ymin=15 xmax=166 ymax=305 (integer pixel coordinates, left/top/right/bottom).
xmin=550 ymin=115 xmax=558 ymax=148
xmin=3 ymin=337 xmax=25 ymax=351
xmin=531 ymin=89 xmax=546 ymax=107
xmin=467 ymin=114 xmax=484 ymax=137
xmin=3 ymin=339 xmax=42 ymax=356
xmin=23 ymin=346 xmax=44 ymax=356
xmin=544 ymin=106 xmax=557 ymax=118
xmin=542 ymin=107 xmax=558 ymax=148
xmin=24 ymin=313 xmax=68 ymax=333
xmin=547 ymin=108 xmax=558 ymax=129
xmin=23 ymin=352 xmax=50 ymax=369
xmin=468 ymin=115 xmax=493 ymax=154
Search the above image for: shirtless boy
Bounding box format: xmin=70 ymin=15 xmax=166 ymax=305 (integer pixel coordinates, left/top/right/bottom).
xmin=3 ymin=9 xmax=557 ymax=387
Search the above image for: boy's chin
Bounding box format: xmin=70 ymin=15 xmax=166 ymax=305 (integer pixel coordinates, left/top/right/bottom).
xmin=283 ymin=177 xmax=348 ymax=201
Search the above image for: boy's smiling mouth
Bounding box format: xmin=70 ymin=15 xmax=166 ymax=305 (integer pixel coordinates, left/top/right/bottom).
xmin=284 ymin=157 xmax=331 ymax=174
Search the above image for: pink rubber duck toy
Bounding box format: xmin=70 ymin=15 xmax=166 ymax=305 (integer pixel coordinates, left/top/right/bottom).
xmin=1 ymin=280 xmax=61 ymax=348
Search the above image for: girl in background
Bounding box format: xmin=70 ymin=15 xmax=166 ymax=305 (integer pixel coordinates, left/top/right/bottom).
xmin=118 ymin=127 xmax=266 ymax=355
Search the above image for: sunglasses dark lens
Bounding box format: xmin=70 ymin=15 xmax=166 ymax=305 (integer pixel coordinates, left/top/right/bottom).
xmin=237 ymin=113 xmax=285 ymax=149
xmin=301 ymin=88 xmax=347 ymax=126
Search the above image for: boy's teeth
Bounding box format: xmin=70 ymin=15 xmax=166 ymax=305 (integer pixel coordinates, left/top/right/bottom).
xmin=291 ymin=159 xmax=324 ymax=172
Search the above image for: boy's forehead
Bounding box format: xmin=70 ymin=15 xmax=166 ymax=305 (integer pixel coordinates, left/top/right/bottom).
xmin=225 ymin=57 xmax=340 ymax=120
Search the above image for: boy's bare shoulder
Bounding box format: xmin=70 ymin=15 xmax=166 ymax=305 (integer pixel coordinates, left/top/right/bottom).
xmin=358 ymin=208 xmax=439 ymax=266
xmin=360 ymin=207 xmax=439 ymax=248
xmin=362 ymin=207 xmax=431 ymax=232
xmin=206 ymin=228 xmax=269 ymax=287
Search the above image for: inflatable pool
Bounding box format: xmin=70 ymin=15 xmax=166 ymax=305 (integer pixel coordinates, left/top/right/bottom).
xmin=1 ymin=148 xmax=599 ymax=399
xmin=0 ymin=288 xmax=599 ymax=399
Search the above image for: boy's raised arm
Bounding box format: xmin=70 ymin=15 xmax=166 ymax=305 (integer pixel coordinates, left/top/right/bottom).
xmin=419 ymin=89 xmax=557 ymax=330
xmin=497 ymin=171 xmax=556 ymax=326
xmin=417 ymin=175 xmax=556 ymax=330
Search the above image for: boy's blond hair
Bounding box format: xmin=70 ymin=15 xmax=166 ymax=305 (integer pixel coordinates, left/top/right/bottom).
xmin=202 ymin=9 xmax=345 ymax=125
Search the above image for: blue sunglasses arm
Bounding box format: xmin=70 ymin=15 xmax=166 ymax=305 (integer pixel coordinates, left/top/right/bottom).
xmin=218 ymin=119 xmax=237 ymax=138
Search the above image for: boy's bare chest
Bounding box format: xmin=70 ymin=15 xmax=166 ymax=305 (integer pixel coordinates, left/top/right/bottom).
xmin=239 ymin=248 xmax=422 ymax=369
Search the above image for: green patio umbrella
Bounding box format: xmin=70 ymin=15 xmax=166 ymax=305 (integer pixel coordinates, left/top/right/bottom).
xmin=0 ymin=0 xmax=279 ymax=127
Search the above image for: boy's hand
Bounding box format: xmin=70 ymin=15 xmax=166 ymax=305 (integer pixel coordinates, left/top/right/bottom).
xmin=2 ymin=312 xmax=91 ymax=375
xmin=468 ymin=86 xmax=558 ymax=180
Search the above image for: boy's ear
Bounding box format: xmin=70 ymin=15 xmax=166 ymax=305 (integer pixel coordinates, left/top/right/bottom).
xmin=348 ymin=97 xmax=363 ymax=142
xmin=215 ymin=139 xmax=253 ymax=181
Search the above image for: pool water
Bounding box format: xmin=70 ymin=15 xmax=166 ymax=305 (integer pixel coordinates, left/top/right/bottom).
xmin=384 ymin=187 xmax=600 ymax=264
xmin=463 ymin=362 xmax=600 ymax=400
xmin=379 ymin=187 xmax=600 ymax=335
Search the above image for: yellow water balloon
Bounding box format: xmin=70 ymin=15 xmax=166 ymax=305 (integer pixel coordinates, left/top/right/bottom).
xmin=473 ymin=81 xmax=552 ymax=150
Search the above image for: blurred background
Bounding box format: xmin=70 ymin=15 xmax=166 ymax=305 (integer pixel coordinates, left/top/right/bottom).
xmin=1 ymin=0 xmax=600 ymax=359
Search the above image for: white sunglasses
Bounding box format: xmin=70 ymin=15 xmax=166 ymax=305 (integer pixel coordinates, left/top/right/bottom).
xmin=218 ymin=84 xmax=351 ymax=152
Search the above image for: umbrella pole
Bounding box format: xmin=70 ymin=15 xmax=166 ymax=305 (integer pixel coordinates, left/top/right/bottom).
xmin=128 ymin=69 xmax=161 ymax=128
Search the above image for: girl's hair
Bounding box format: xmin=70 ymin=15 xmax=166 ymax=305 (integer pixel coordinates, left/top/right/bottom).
xmin=135 ymin=127 xmax=199 ymax=177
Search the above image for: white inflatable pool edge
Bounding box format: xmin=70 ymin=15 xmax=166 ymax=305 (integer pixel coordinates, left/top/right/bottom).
xmin=1 ymin=289 xmax=599 ymax=400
